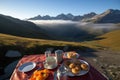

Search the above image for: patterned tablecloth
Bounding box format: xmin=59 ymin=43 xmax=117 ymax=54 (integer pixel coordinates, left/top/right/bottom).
xmin=10 ymin=54 xmax=108 ymax=80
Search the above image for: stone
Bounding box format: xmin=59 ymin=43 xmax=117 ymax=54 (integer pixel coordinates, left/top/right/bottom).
xmin=109 ymin=65 xmax=117 ymax=69
xmin=104 ymin=64 xmax=108 ymax=67
xmin=0 ymin=60 xmax=19 ymax=80
xmin=101 ymin=66 xmax=106 ymax=69
xmin=5 ymin=50 xmax=22 ymax=57
xmin=107 ymin=69 xmax=111 ymax=72
xmin=93 ymin=58 xmax=97 ymax=62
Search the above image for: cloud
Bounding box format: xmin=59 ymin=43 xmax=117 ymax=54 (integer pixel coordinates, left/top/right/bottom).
xmin=29 ymin=20 xmax=78 ymax=26
xmin=28 ymin=20 xmax=119 ymax=41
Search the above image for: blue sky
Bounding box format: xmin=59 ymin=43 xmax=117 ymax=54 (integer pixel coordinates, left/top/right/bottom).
xmin=0 ymin=0 xmax=120 ymax=19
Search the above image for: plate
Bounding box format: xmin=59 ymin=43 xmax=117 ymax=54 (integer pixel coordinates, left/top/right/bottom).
xmin=18 ymin=62 xmax=36 ymax=72
xmin=43 ymin=63 xmax=58 ymax=69
xmin=64 ymin=60 xmax=90 ymax=76
xmin=64 ymin=52 xmax=80 ymax=59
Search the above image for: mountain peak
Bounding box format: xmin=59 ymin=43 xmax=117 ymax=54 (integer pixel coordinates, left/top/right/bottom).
xmin=88 ymin=9 xmax=120 ymax=23
xmin=107 ymin=9 xmax=114 ymax=12
xmin=105 ymin=9 xmax=120 ymax=14
xmin=67 ymin=13 xmax=73 ymax=16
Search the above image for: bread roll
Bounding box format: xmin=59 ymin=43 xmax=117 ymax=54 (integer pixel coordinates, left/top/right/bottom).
xmin=69 ymin=63 xmax=76 ymax=69
xmin=81 ymin=63 xmax=88 ymax=70
xmin=67 ymin=52 xmax=77 ymax=58
xmin=71 ymin=68 xmax=80 ymax=74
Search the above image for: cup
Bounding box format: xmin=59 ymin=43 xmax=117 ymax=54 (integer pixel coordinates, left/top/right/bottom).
xmin=55 ymin=50 xmax=63 ymax=63
xmin=45 ymin=50 xmax=51 ymax=58
xmin=45 ymin=56 xmax=57 ymax=66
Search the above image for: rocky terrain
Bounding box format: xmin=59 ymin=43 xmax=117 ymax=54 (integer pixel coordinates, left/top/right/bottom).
xmin=80 ymin=50 xmax=120 ymax=80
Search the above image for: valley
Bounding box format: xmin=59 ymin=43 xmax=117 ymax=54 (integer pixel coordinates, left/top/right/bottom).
xmin=0 ymin=9 xmax=120 ymax=80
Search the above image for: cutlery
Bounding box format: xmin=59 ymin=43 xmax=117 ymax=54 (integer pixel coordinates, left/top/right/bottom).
xmin=54 ymin=71 xmax=57 ymax=80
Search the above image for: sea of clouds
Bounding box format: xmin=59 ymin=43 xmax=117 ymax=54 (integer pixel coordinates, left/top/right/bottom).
xmin=28 ymin=20 xmax=119 ymax=41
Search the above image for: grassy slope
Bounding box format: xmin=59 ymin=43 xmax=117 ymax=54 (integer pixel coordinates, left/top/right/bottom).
xmin=0 ymin=33 xmax=98 ymax=51
xmin=96 ymin=30 xmax=120 ymax=50
xmin=0 ymin=30 xmax=120 ymax=55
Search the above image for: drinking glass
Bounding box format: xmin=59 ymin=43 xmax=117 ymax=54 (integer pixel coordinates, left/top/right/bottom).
xmin=45 ymin=50 xmax=51 ymax=58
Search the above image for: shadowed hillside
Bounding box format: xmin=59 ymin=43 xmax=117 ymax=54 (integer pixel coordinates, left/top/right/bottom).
xmin=0 ymin=14 xmax=50 ymax=39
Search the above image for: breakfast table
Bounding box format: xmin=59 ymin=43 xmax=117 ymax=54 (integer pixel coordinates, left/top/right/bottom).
xmin=10 ymin=54 xmax=108 ymax=80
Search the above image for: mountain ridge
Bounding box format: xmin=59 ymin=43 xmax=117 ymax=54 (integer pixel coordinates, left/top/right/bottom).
xmin=84 ymin=9 xmax=120 ymax=23
xmin=28 ymin=12 xmax=96 ymax=21
xmin=28 ymin=9 xmax=120 ymax=23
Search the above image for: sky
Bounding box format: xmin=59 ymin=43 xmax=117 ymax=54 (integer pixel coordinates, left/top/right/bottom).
xmin=0 ymin=0 xmax=120 ymax=19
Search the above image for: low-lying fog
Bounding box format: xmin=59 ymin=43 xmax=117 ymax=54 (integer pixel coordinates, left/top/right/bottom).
xmin=29 ymin=20 xmax=119 ymax=41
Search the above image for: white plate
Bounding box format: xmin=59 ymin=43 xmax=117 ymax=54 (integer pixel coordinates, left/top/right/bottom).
xmin=18 ymin=62 xmax=36 ymax=72
xmin=64 ymin=52 xmax=80 ymax=59
xmin=43 ymin=63 xmax=58 ymax=69
xmin=64 ymin=60 xmax=90 ymax=76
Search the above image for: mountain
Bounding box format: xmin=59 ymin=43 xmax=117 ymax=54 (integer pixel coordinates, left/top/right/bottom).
xmin=81 ymin=12 xmax=97 ymax=21
xmin=55 ymin=13 xmax=70 ymax=20
xmin=66 ymin=13 xmax=74 ymax=19
xmin=85 ymin=9 xmax=120 ymax=23
xmin=28 ymin=15 xmax=42 ymax=20
xmin=72 ymin=15 xmax=83 ymax=21
xmin=73 ymin=12 xmax=96 ymax=21
xmin=28 ymin=9 xmax=120 ymax=23
xmin=28 ymin=13 xmax=97 ymax=21
xmin=42 ymin=15 xmax=51 ymax=20
xmin=0 ymin=14 xmax=50 ymax=39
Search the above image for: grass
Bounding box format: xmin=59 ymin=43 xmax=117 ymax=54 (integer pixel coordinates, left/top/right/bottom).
xmin=96 ymin=30 xmax=120 ymax=51
xmin=0 ymin=33 xmax=100 ymax=56
xmin=0 ymin=30 xmax=120 ymax=55
xmin=0 ymin=29 xmax=120 ymax=56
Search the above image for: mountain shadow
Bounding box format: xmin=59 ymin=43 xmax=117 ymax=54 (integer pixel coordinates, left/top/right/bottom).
xmin=0 ymin=14 xmax=51 ymax=39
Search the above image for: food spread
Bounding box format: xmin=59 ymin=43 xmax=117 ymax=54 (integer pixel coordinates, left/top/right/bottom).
xmin=64 ymin=59 xmax=89 ymax=75
xmin=29 ymin=69 xmax=50 ymax=80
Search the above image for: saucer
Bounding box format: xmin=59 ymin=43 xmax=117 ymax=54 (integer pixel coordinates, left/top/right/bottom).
xmin=44 ymin=63 xmax=58 ymax=69
xmin=18 ymin=62 xmax=36 ymax=72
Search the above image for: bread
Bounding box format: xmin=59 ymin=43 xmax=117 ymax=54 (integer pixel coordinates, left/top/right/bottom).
xmin=64 ymin=59 xmax=89 ymax=75
xmin=81 ymin=63 xmax=88 ymax=70
xmin=67 ymin=52 xmax=77 ymax=58
xmin=69 ymin=63 xmax=76 ymax=69
xmin=75 ymin=66 xmax=81 ymax=71
xmin=71 ymin=68 xmax=80 ymax=74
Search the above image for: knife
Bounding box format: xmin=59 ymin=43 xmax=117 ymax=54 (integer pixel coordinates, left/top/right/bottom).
xmin=54 ymin=71 xmax=57 ymax=80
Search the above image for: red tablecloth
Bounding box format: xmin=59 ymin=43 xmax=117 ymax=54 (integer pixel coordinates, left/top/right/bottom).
xmin=10 ymin=54 xmax=108 ymax=80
